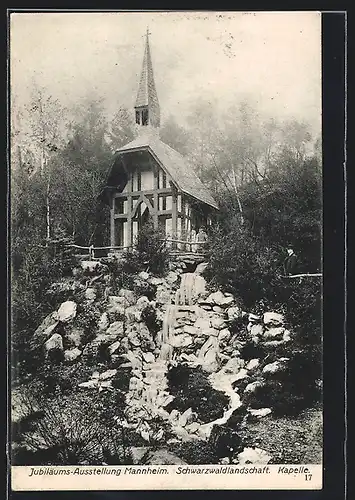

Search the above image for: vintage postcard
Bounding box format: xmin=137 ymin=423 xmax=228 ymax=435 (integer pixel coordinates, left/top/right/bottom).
xmin=9 ymin=10 xmax=324 ymax=491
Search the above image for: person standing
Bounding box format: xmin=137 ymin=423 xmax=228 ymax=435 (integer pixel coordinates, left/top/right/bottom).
xmin=283 ymin=248 xmax=298 ymax=276
xmin=196 ymin=226 xmax=208 ymax=252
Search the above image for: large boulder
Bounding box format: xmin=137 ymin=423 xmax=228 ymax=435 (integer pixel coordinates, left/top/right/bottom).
xmin=263 ymin=327 xmax=291 ymax=342
xmin=227 ymin=306 xmax=243 ymax=322
xmin=106 ymin=321 xmax=124 ymax=339
xmin=57 ymin=301 xmax=77 ymax=323
xmin=198 ymin=336 xmax=220 ymax=373
xmin=33 ymin=313 xmax=58 ymax=339
xmin=262 ymin=358 xmax=289 ymax=375
xmin=44 ymin=333 xmax=63 ymax=355
xmin=263 ymin=312 xmax=284 ymax=327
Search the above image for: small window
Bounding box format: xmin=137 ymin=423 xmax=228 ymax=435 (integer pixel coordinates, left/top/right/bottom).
xmin=135 ymin=111 xmax=140 ymax=125
xmin=142 ymin=109 xmax=149 ymax=126
xmin=162 ymin=172 xmax=167 ymax=188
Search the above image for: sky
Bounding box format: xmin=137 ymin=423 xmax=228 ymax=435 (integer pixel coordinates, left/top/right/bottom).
xmin=10 ymin=11 xmax=322 ymax=135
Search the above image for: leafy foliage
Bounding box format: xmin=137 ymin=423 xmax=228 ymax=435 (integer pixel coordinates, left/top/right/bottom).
xmin=166 ymin=366 xmax=229 ymax=423
xmin=122 ymin=219 xmax=170 ymax=276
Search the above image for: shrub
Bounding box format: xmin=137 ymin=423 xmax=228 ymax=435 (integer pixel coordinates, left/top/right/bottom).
xmin=123 ymin=220 xmax=169 ymax=276
xmin=13 ymin=390 xmax=130 ymax=465
xmin=166 ymin=366 xmax=229 ymax=423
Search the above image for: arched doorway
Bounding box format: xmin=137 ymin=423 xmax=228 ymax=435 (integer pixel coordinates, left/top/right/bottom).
xmin=132 ymin=196 xmax=154 ymax=243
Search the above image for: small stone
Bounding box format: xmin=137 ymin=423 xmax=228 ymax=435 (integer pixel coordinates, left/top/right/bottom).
xmin=204 ymin=327 xmax=219 ymax=337
xmin=99 ymin=369 xmax=117 ymax=380
xmin=64 ymin=348 xmax=82 ymax=362
xmin=218 ymin=328 xmax=231 ymax=342
xmin=108 ymin=341 xmax=121 ymax=355
xmin=246 ymin=358 xmax=260 ymax=371
xmin=136 ymin=296 xmax=150 ymax=311
xmin=248 ymin=313 xmax=261 ymax=323
xmin=179 ymin=408 xmax=194 ymax=427
xmin=142 ymin=352 xmax=155 ymax=363
xmin=169 ymin=334 xmax=193 ymax=348
xmin=118 ymin=288 xmax=136 ymax=306
xmin=149 ymin=277 xmax=164 ymax=286
xmin=125 ymin=306 xmax=142 ymax=323
xmin=85 ymin=288 xmax=96 ymax=301
xmin=66 ymin=327 xmax=84 ymax=347
xmin=244 ymin=381 xmax=264 ymax=394
xmin=128 ymin=330 xmax=141 ymax=347
xmin=195 ymin=317 xmax=212 ymax=330
xmin=186 ymin=422 xmax=200 ymax=434
xmin=213 ymin=305 xmax=224 ymax=313
xmin=211 ymin=316 xmax=227 ymax=330
xmin=223 ymin=357 xmax=245 ymax=374
xmin=166 ymin=271 xmax=179 ymax=284
xmin=138 ymin=271 xmax=150 ymax=280
xmin=248 ymin=408 xmax=272 ymax=418
xmin=98 ymin=313 xmax=110 ymax=331
xmin=184 ymin=325 xmax=199 ymax=336
xmin=249 ymin=324 xmax=264 ymax=336
xmin=237 ymin=447 xmax=272 ymax=465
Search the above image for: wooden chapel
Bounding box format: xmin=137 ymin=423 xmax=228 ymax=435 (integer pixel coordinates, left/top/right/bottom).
xmin=101 ymin=30 xmax=218 ymax=250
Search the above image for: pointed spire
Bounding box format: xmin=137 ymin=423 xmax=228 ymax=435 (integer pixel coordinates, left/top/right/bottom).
xmin=135 ymin=28 xmax=160 ymax=128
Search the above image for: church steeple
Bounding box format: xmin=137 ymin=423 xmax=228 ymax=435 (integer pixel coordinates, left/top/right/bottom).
xmin=134 ymin=28 xmax=160 ymax=129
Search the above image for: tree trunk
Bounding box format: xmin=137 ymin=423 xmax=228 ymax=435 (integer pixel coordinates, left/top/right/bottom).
xmin=232 ymin=167 xmax=244 ymax=224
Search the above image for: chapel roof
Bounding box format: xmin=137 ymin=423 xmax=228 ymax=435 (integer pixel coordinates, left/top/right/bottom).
xmin=115 ymin=134 xmax=219 ymax=210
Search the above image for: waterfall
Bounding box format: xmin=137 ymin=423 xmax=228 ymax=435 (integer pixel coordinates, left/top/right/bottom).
xmin=178 ymin=273 xmax=206 ymax=306
xmin=159 ymin=272 xmax=205 ymax=360
xmin=161 ymin=305 xmax=177 ymax=345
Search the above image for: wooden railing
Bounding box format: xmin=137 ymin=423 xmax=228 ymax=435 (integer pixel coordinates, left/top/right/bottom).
xmin=59 ymin=238 xmax=207 ymax=260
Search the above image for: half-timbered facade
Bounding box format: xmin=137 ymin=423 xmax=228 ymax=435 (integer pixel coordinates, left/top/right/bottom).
xmin=101 ymin=31 xmax=218 ymax=249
